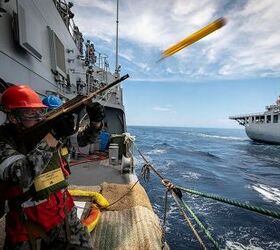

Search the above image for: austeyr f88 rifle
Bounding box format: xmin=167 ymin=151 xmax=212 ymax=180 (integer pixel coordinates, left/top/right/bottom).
xmin=17 ymin=74 xmax=129 ymax=153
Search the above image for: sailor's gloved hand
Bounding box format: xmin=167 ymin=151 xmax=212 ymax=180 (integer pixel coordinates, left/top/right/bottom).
xmin=86 ymin=102 xmax=105 ymax=123
xmin=52 ymin=114 xmax=75 ymax=139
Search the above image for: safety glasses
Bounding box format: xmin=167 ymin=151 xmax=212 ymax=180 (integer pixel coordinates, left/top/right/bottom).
xmin=16 ymin=108 xmax=47 ymax=121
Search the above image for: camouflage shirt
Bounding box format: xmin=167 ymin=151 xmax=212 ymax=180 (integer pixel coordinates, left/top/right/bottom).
xmin=0 ymin=122 xmax=101 ymax=188
xmin=0 ymin=124 xmax=56 ymax=189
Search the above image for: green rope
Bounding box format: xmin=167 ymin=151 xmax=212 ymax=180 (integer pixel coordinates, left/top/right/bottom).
xmin=171 ymin=191 xmax=207 ymax=250
xmin=177 ymin=186 xmax=280 ymax=220
xmin=181 ymin=199 xmax=220 ymax=250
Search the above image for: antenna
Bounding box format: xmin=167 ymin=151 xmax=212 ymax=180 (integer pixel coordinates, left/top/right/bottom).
xmin=115 ymin=0 xmax=120 ymax=77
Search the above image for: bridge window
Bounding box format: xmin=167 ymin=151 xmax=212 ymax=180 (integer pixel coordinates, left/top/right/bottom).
xmin=256 ymin=116 xmax=259 ymax=123
xmin=266 ymin=115 xmax=271 ymax=123
xmin=273 ymin=115 xmax=278 ymax=123
xmin=252 ymin=116 xmax=255 ymax=123
xmin=260 ymin=116 xmax=265 ymax=123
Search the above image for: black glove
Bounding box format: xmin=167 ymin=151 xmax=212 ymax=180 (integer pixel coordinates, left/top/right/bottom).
xmin=86 ymin=102 xmax=105 ymax=122
xmin=52 ymin=114 xmax=75 ymax=139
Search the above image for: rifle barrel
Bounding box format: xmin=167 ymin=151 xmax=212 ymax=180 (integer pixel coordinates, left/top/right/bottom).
xmin=46 ymin=74 xmax=129 ymax=121
xmin=19 ymin=74 xmax=129 ymax=153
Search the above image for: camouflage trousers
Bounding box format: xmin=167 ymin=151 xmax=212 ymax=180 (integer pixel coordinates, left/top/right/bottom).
xmin=4 ymin=207 xmax=93 ymax=250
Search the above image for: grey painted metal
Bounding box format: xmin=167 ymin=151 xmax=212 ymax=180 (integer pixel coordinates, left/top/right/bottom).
xmin=230 ymin=99 xmax=280 ymax=144
xmin=0 ymin=0 xmax=126 ymax=134
xmin=69 ymin=161 xmax=132 ymax=186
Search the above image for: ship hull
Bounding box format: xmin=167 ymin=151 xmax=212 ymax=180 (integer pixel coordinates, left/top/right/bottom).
xmin=245 ymin=123 xmax=280 ymax=144
xmin=0 ymin=1 xmax=164 ymax=249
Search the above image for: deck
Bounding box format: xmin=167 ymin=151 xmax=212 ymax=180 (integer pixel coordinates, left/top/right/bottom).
xmin=0 ymin=156 xmax=163 ymax=249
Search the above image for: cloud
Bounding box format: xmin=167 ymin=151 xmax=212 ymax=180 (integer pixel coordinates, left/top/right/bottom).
xmin=152 ymin=106 xmax=172 ymax=112
xmin=72 ymin=0 xmax=280 ymax=81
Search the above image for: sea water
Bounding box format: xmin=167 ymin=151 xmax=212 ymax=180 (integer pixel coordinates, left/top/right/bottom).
xmin=128 ymin=126 xmax=280 ymax=250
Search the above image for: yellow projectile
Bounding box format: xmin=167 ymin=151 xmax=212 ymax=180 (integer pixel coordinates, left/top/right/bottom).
xmin=159 ymin=17 xmax=227 ymax=61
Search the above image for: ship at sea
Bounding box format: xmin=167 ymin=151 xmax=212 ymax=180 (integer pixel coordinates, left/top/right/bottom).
xmin=0 ymin=0 xmax=164 ymax=249
xmin=229 ymin=96 xmax=280 ymax=144
xmin=1 ymin=1 xmax=280 ymax=249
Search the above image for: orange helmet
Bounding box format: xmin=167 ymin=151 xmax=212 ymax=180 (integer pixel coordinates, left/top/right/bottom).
xmin=1 ymin=85 xmax=47 ymax=110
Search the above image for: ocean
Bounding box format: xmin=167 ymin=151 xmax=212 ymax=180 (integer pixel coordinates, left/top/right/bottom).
xmin=128 ymin=126 xmax=280 ymax=250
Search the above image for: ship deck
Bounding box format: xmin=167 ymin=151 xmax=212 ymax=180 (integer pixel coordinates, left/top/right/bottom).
xmin=0 ymin=154 xmax=163 ymax=249
xmin=67 ymin=156 xmax=163 ymax=250
xmin=68 ymin=158 xmax=134 ymax=186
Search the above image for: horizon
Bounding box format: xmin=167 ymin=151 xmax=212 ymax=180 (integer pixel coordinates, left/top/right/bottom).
xmin=72 ymin=0 xmax=280 ymax=128
xmin=127 ymin=124 xmax=244 ymax=130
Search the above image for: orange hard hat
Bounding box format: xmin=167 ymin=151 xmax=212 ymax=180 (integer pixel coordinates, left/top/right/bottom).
xmin=1 ymin=85 xmax=47 ymax=110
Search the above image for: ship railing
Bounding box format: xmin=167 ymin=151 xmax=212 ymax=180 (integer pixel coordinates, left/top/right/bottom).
xmin=229 ymin=112 xmax=265 ymax=120
xmin=95 ymin=51 xmax=110 ymax=73
xmin=53 ymin=0 xmax=83 ymax=54
xmin=53 ymin=0 xmax=74 ymax=29
xmin=266 ymin=104 xmax=280 ymax=111
xmin=53 ymin=1 xmax=112 ymax=75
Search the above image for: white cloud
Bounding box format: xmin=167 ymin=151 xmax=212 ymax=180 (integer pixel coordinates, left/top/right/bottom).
xmin=152 ymin=106 xmax=172 ymax=112
xmin=72 ymin=0 xmax=280 ymax=80
xmin=119 ymin=49 xmax=134 ymax=62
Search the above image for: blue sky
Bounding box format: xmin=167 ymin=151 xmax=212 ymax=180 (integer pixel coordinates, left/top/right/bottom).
xmin=72 ymin=0 xmax=280 ymax=128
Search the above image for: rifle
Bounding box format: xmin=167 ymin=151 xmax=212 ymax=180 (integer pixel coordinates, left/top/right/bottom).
xmin=17 ymin=74 xmax=129 ymax=153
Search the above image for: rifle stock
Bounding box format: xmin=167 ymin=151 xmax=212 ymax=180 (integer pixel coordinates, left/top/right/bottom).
xmin=18 ymin=74 xmax=129 ymax=153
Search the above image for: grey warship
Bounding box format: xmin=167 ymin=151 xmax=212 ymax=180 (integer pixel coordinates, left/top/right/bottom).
xmin=229 ymin=96 xmax=280 ymax=144
xmin=0 ymin=0 xmax=163 ymax=248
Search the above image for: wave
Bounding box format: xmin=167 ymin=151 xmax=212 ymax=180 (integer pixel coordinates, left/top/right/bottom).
xmin=250 ymin=183 xmax=280 ymax=205
xmin=196 ymin=133 xmax=247 ymax=141
xmin=225 ymin=239 xmax=280 ymax=250
xmin=195 ymin=150 xmax=220 ymax=159
xmin=225 ymin=240 xmax=264 ymax=250
xmin=145 ymin=149 xmax=167 ymax=155
xmin=182 ymin=171 xmax=201 ymax=180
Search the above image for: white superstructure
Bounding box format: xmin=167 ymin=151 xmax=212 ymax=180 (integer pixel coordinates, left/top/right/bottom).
xmin=230 ymin=97 xmax=280 ymax=144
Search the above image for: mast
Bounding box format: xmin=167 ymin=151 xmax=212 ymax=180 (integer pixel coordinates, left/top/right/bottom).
xmin=115 ymin=0 xmax=120 ymax=77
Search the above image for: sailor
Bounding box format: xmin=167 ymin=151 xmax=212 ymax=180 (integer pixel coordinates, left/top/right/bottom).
xmin=42 ymin=95 xmax=72 ymax=177
xmin=0 ymin=85 xmax=105 ymax=249
xmin=42 ymin=95 xmax=63 ymax=111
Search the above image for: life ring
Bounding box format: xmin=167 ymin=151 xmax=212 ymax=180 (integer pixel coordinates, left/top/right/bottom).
xmin=82 ymin=204 xmax=101 ymax=232
xmin=69 ymin=189 xmax=109 ymax=232
xmin=68 ymin=189 xmax=109 ymax=208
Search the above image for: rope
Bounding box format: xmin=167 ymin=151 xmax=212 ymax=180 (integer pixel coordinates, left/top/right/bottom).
xmin=123 ymin=133 xmax=136 ymax=157
xmin=160 ymin=179 xmax=207 ymax=248
xmin=136 ymin=145 xmax=280 ymax=250
xmin=181 ymin=199 xmax=220 ymax=250
xmin=178 ymin=186 xmax=280 ymax=220
xmin=136 ymin=146 xmax=214 ymax=249
xmin=161 ymin=190 xmax=169 ymax=249
xmin=171 ymin=191 xmax=208 ymax=250
xmin=137 ymin=147 xmax=165 ymax=180
xmin=106 ymin=180 xmax=139 ymax=208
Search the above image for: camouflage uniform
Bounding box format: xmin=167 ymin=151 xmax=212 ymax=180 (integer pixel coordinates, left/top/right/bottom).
xmin=3 ymin=207 xmax=92 ymax=250
xmin=0 ymin=123 xmax=101 ymax=250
